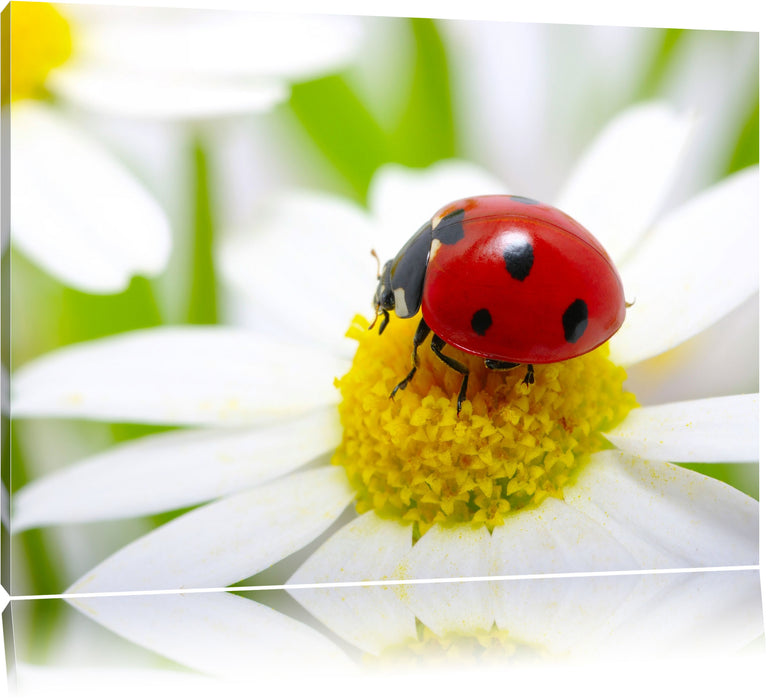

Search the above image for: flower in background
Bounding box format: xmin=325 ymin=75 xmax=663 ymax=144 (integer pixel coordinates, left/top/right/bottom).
xmin=10 ymin=103 xmax=758 ymax=595
xmin=10 ymin=3 xmax=363 ymax=292
xmin=441 ymin=23 xmax=758 ymax=202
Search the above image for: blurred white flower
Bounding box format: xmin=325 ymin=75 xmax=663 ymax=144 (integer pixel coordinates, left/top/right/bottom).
xmin=10 ymin=3 xmax=363 ymax=292
xmin=10 ymin=103 xmax=758 ymax=595
xmin=442 ymin=22 xmax=758 ymax=205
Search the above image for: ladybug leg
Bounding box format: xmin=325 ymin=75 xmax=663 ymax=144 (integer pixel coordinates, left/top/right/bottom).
xmin=390 ymin=317 xmax=431 ymax=400
xmin=483 ymin=359 xmax=534 ymax=385
xmin=378 ymin=309 xmax=390 ymax=334
xmin=484 ymin=359 xmax=519 ymax=371
xmin=430 ymin=334 xmax=469 ymax=415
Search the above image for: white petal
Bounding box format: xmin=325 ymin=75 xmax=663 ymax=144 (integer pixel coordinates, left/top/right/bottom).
xmin=496 ymin=569 xmax=762 ymax=658
xmin=12 ymin=407 xmax=341 ymax=531
xmin=494 ymin=574 xmax=641 ymax=656
xmin=605 ymin=394 xmax=758 ymax=463
xmin=624 ymin=293 xmax=759 ymax=405
xmin=491 ymin=497 xmax=639 ymax=575
xmin=564 ymin=451 xmax=758 ymax=569
xmin=288 ymin=512 xmax=416 ymax=655
xmin=219 ymin=192 xmax=376 ymax=355
xmin=555 ymin=102 xmax=695 ymax=264
xmin=68 ymin=467 xmax=354 ymax=592
xmin=590 ymin=570 xmax=763 ymax=657
xmin=393 ymin=525 xmax=495 ymax=635
xmin=289 ymin=511 xmax=413 ymax=585
xmin=73 ymin=10 xmax=363 ymax=82
xmin=50 ymin=66 xmax=288 ymax=118
xmin=654 ymin=33 xmax=759 ymax=211
xmin=397 ymin=524 xmax=494 ymax=580
xmin=15 ymin=660 xmax=223 ymax=700
xmin=67 ymin=592 xmax=351 ymax=678
xmin=610 ymin=167 xmax=759 ymax=366
xmin=10 ymin=103 xmax=170 ymax=293
xmin=17 ymin=664 xmax=222 ymax=695
xmin=13 ymin=327 xmax=348 ymax=425
xmin=442 ymin=22 xmax=554 ymax=196
xmin=368 ymin=160 xmax=510 ymax=253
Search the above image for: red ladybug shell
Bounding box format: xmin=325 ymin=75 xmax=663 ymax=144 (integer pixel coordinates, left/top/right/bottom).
xmin=421 ymin=195 xmax=626 ymax=364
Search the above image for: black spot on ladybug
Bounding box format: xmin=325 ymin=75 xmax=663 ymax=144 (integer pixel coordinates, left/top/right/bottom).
xmin=503 ymin=237 xmax=534 ymax=281
xmin=510 ymin=195 xmax=540 ymax=205
xmin=470 ymin=308 xmax=492 ymax=336
xmin=562 ymin=299 xmax=588 ymax=343
xmin=433 ymin=208 xmax=465 ymax=245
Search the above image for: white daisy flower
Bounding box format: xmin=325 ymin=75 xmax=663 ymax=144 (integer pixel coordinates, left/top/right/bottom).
xmin=10 ymin=102 xmax=758 ymax=595
xmin=10 ymin=3 xmax=362 ymax=292
xmin=12 ymin=568 xmax=761 ymax=686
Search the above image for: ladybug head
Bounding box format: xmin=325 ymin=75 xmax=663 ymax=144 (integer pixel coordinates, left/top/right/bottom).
xmin=373 ymin=259 xmax=395 ymax=312
xmin=372 ymin=259 xmax=395 ymax=334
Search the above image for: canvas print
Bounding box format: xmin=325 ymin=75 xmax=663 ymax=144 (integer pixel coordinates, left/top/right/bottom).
xmin=1 ymin=0 xmax=761 ymax=690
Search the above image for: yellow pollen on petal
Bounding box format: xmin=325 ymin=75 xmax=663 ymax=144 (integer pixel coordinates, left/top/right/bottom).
xmin=11 ymin=2 xmax=73 ymax=102
xmin=334 ymin=315 xmax=637 ymax=539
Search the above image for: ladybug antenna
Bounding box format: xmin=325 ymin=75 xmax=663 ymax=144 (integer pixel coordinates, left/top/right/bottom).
xmin=370 ymin=249 xmax=381 ymax=280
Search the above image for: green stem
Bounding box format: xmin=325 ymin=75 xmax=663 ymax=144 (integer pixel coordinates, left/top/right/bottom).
xmin=186 ymin=136 xmax=219 ymax=324
xmin=727 ymin=99 xmax=759 ymax=174
xmin=9 ymin=422 xmax=66 ymax=660
xmin=638 ymin=28 xmax=686 ymax=99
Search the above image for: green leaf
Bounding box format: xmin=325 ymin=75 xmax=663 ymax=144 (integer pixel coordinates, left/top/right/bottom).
xmin=390 ymin=18 xmax=456 ymax=166
xmin=287 ymin=18 xmax=457 ymax=202
xmin=638 ymin=28 xmax=687 ymax=100
xmin=186 ymin=137 xmax=219 ymax=324
xmin=727 ymin=98 xmax=759 ymax=173
xmin=59 ymin=276 xmax=162 ymax=346
xmin=678 ymin=461 xmax=758 ymax=500
xmin=289 ymin=76 xmax=389 ymax=202
xmin=9 ymin=251 xmax=163 ymax=369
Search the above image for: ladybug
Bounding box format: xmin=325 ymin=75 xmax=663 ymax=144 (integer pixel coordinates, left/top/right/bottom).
xmin=372 ymin=194 xmax=627 ymax=413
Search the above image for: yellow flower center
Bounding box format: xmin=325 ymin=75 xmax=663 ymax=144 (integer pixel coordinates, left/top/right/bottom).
xmin=334 ymin=314 xmax=637 ymax=539
xmin=370 ymin=624 xmax=539 ymax=665
xmin=11 ymin=2 xmax=73 ymax=102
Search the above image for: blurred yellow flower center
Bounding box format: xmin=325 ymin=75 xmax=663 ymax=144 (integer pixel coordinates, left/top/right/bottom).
xmin=11 ymin=2 xmax=73 ymax=102
xmin=373 ymin=625 xmax=538 ymax=665
xmin=334 ymin=315 xmax=637 ymax=539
